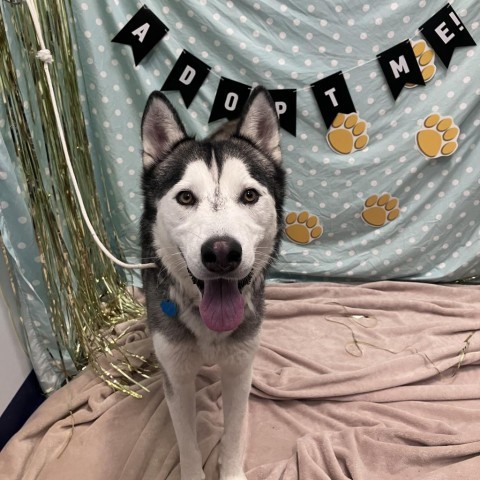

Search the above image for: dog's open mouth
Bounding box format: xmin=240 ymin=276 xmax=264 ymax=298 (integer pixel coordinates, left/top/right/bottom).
xmin=188 ymin=271 xmax=252 ymax=333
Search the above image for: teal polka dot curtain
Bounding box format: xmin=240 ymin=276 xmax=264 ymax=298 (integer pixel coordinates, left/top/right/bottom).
xmin=66 ymin=0 xmax=480 ymax=283
xmin=1 ymin=0 xmax=478 ymax=391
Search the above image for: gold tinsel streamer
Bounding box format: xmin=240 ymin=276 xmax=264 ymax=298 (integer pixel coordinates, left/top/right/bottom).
xmin=0 ymin=2 xmax=152 ymax=397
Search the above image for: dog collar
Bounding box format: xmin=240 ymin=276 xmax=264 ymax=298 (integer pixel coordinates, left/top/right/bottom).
xmin=160 ymin=299 xmax=178 ymax=317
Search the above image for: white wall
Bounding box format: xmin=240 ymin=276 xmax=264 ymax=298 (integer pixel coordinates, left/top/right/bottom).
xmin=0 ymin=253 xmax=31 ymax=415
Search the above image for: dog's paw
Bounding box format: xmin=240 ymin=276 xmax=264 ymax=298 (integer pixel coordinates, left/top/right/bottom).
xmin=361 ymin=193 xmax=400 ymax=227
xmin=180 ymin=470 xmax=205 ymax=480
xmin=219 ymin=470 xmax=247 ymax=480
xmin=406 ymin=39 xmax=436 ymax=88
xmin=180 ymin=452 xmax=205 ymax=480
xmin=218 ymin=448 xmax=247 ymax=480
xmin=285 ymin=211 xmax=323 ymax=244
xmin=327 ymin=112 xmax=369 ymax=154
xmin=416 ymin=113 xmax=459 ymax=158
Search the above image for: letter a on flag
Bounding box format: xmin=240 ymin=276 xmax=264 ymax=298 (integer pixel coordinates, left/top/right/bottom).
xmin=112 ymin=5 xmax=168 ymax=66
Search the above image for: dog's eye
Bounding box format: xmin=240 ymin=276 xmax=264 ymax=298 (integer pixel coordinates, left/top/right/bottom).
xmin=176 ymin=190 xmax=196 ymax=206
xmin=241 ymin=188 xmax=260 ymax=205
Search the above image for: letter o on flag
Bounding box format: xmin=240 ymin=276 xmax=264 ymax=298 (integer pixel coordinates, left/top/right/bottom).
xmin=224 ymin=92 xmax=239 ymax=111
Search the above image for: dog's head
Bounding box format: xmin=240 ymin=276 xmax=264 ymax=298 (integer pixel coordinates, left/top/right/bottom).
xmin=141 ymin=87 xmax=285 ymax=332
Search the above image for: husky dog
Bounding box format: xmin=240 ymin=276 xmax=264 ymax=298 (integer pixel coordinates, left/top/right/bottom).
xmin=140 ymin=86 xmax=285 ymax=479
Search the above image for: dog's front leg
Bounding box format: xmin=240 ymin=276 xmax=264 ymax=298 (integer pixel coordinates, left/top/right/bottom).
xmin=218 ymin=355 xmax=254 ymax=480
xmin=153 ymin=335 xmax=204 ymax=480
xmin=165 ymin=375 xmax=205 ymax=480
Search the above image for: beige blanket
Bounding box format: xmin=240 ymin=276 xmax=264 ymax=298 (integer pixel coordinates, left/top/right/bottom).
xmin=2 ymin=281 xmax=480 ymax=479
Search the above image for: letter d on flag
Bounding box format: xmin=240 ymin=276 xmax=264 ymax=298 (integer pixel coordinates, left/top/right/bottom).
xmin=162 ymin=50 xmax=211 ymax=107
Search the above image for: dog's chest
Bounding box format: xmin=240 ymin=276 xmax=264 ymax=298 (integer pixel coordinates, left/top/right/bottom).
xmin=196 ymin=330 xmax=257 ymax=366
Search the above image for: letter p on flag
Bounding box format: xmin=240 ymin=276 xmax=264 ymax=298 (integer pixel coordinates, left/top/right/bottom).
xmin=269 ymin=89 xmax=297 ymax=136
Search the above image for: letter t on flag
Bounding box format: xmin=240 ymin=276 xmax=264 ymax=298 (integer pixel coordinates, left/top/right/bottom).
xmin=112 ymin=5 xmax=168 ymax=66
xmin=162 ymin=51 xmax=211 ymax=108
xmin=311 ymin=72 xmax=356 ymax=129
xmin=377 ymin=40 xmax=425 ymax=100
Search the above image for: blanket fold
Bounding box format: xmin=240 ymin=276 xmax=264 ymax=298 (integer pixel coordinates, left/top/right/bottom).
xmin=1 ymin=281 xmax=480 ymax=480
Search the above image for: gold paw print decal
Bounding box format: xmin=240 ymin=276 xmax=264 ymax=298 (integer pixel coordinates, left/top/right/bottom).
xmin=416 ymin=114 xmax=459 ymax=158
xmin=406 ymin=39 xmax=436 ymax=88
xmin=362 ymin=193 xmax=400 ymax=227
xmin=285 ymin=211 xmax=323 ymax=244
xmin=327 ymin=113 xmax=369 ymax=155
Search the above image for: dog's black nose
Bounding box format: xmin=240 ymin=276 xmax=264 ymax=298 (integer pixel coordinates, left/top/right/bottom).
xmin=201 ymin=236 xmax=242 ymax=273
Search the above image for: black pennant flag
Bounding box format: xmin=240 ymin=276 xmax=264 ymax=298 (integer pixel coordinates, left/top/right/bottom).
xmin=208 ymin=78 xmax=251 ymax=123
xmin=162 ymin=51 xmax=210 ymax=107
xmin=311 ymin=72 xmax=355 ymax=129
xmin=420 ymin=4 xmax=476 ymax=68
xmin=112 ymin=5 xmax=168 ymax=66
xmin=378 ymin=40 xmax=425 ymax=100
xmin=268 ymin=89 xmax=297 ymax=136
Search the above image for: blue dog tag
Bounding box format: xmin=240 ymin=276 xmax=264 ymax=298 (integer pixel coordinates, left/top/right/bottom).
xmin=160 ymin=300 xmax=178 ymax=317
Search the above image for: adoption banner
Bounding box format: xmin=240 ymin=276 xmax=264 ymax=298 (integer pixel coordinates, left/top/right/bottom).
xmin=311 ymin=72 xmax=356 ymax=129
xmin=111 ymin=5 xmax=168 ymax=66
xmin=421 ymin=4 xmax=476 ymax=68
xmin=162 ymin=50 xmax=210 ymax=107
xmin=378 ymin=40 xmax=425 ymax=100
xmin=208 ymin=78 xmax=251 ymax=123
xmin=268 ymin=89 xmax=297 ymax=136
xmin=111 ymin=3 xmax=476 ymax=156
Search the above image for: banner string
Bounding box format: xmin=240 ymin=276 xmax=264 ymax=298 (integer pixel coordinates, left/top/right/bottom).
xmin=23 ymin=0 xmax=157 ymax=270
xmin=159 ymin=6 xmax=434 ymax=93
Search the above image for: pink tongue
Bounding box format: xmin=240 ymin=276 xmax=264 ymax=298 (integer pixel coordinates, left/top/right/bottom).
xmin=199 ymin=279 xmax=244 ymax=332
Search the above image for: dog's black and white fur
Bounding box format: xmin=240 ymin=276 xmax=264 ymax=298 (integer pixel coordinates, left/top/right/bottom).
xmin=140 ymin=87 xmax=285 ymax=479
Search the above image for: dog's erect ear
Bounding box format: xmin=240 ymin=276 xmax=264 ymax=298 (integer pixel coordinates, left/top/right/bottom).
xmin=141 ymin=91 xmax=187 ymax=168
xmin=237 ymin=86 xmax=281 ymax=164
